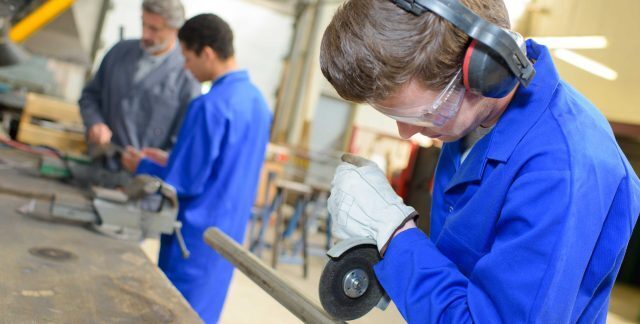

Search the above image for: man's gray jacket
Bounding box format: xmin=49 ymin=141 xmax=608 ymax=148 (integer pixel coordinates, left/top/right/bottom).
xmin=79 ymin=39 xmax=200 ymax=151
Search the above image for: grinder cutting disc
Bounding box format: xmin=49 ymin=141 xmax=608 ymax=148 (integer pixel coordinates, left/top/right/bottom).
xmin=319 ymin=244 xmax=385 ymax=321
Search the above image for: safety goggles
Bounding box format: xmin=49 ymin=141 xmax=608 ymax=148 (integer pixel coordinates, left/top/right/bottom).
xmin=369 ymin=69 xmax=466 ymax=127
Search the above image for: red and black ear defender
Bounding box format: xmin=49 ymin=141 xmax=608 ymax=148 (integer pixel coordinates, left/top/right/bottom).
xmin=392 ymin=0 xmax=536 ymax=98
xmin=463 ymin=30 xmax=527 ymax=98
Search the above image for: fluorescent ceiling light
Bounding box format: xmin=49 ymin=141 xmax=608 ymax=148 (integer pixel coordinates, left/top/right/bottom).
xmin=531 ymin=36 xmax=608 ymax=49
xmin=553 ymin=49 xmax=618 ymax=81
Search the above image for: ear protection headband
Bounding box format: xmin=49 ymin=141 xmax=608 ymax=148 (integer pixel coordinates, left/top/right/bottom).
xmin=391 ymin=0 xmax=536 ymax=98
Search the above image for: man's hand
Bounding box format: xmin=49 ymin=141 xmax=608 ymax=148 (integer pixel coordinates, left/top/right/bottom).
xmin=121 ymin=146 xmax=144 ymax=173
xmin=87 ymin=123 xmax=112 ymax=145
xmin=328 ymin=154 xmax=418 ymax=254
xmin=140 ymin=147 xmax=168 ymax=166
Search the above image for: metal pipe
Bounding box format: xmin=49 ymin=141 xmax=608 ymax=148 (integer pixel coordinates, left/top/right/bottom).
xmin=9 ymin=0 xmax=76 ymax=43
xmin=271 ymin=1 xmax=312 ymax=143
xmin=286 ymin=0 xmax=325 ymax=146
xmin=88 ymin=0 xmax=111 ymax=71
xmin=203 ymin=227 xmax=343 ymax=324
xmin=0 ymin=17 xmax=28 ymax=66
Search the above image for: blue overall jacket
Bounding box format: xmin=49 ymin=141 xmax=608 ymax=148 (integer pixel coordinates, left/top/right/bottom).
xmin=374 ymin=41 xmax=640 ymax=323
xmin=136 ymin=71 xmax=272 ymax=323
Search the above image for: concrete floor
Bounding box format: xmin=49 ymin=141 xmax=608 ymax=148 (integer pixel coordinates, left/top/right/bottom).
xmin=141 ymin=232 xmax=640 ymax=324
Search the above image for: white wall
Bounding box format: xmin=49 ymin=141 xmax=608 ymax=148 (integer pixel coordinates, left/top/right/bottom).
xmin=96 ymin=0 xmax=293 ymax=109
xmin=504 ymin=0 xmax=532 ymax=27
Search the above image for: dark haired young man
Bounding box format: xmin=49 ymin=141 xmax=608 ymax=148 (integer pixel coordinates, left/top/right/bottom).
xmin=122 ymin=14 xmax=272 ymax=323
xmin=321 ymin=0 xmax=640 ymax=322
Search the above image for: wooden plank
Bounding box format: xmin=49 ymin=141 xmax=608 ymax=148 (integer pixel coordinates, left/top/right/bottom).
xmin=17 ymin=125 xmax=86 ymax=154
xmin=204 ymin=227 xmax=343 ymax=324
xmin=17 ymin=92 xmax=87 ymax=154
xmin=22 ymin=93 xmax=84 ymax=124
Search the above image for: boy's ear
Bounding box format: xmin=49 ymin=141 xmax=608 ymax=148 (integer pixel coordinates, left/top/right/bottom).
xmin=202 ymin=46 xmax=217 ymax=61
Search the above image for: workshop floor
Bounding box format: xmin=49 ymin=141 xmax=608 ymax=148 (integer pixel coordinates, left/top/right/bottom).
xmin=140 ymin=232 xmax=640 ymax=324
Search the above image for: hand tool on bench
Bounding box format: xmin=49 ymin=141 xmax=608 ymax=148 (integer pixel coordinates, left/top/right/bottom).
xmin=14 ymin=175 xmax=190 ymax=258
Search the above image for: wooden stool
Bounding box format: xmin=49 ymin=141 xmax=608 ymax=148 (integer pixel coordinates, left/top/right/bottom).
xmin=270 ymin=179 xmax=312 ymax=278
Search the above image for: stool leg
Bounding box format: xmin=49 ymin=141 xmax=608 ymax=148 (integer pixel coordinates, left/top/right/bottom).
xmin=305 ymin=191 xmax=323 ymax=234
xmin=307 ymin=191 xmax=330 ymax=251
xmin=251 ymin=171 xmax=277 ymax=251
xmin=326 ymin=212 xmax=333 ymax=251
xmin=283 ymin=197 xmax=304 ymax=239
xmin=252 ymin=188 xmax=281 ymax=256
xmin=302 ymin=201 xmax=309 ymax=279
xmin=271 ymin=189 xmax=288 ymax=269
xmin=247 ymin=213 xmax=258 ymax=250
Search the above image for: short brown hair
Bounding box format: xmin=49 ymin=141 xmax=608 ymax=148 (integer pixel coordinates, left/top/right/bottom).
xmin=320 ymin=0 xmax=510 ymax=103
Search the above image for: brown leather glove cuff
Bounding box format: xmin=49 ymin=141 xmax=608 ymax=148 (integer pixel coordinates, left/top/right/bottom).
xmin=380 ymin=211 xmax=420 ymax=257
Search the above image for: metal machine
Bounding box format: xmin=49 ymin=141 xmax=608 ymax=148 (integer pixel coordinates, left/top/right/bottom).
xmin=318 ymin=237 xmax=390 ymax=321
xmin=20 ymin=174 xmax=190 ymax=258
xmin=0 ymin=0 xmax=31 ymax=66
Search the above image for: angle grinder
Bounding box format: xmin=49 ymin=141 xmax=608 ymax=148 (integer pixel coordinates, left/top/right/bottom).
xmin=319 ymin=237 xmax=390 ymax=321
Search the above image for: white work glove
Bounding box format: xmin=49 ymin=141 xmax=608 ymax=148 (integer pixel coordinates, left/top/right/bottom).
xmin=328 ymin=154 xmax=417 ymax=254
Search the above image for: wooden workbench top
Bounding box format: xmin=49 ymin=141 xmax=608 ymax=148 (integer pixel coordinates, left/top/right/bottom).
xmin=0 ymin=148 xmax=201 ymax=323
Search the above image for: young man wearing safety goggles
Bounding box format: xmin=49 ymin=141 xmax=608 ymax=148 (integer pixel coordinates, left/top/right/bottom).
xmin=320 ymin=0 xmax=640 ymax=322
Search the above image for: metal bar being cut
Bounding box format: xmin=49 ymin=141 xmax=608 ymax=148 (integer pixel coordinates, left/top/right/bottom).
xmin=203 ymin=227 xmax=343 ymax=324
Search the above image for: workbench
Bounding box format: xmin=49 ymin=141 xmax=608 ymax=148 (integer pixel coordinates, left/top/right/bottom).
xmin=0 ymin=147 xmax=201 ymax=323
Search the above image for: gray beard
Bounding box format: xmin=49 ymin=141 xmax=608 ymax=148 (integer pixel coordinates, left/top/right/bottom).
xmin=141 ymin=39 xmax=170 ymax=55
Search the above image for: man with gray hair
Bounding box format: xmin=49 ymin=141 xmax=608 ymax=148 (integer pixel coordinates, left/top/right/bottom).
xmin=79 ymin=0 xmax=200 ymax=172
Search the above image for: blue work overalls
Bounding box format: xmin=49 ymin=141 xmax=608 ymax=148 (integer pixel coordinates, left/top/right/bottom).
xmin=136 ymin=71 xmax=272 ymax=323
xmin=374 ymin=41 xmax=640 ymax=323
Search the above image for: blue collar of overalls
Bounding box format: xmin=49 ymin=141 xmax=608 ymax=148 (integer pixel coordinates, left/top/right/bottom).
xmin=211 ymin=70 xmax=249 ymax=87
xmin=444 ymin=40 xmax=561 ymax=191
